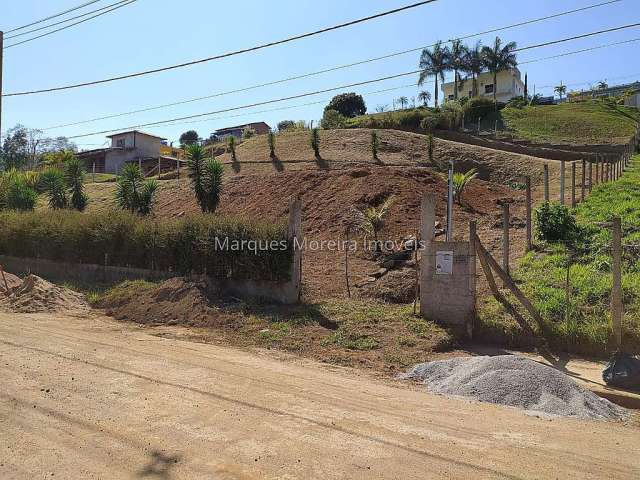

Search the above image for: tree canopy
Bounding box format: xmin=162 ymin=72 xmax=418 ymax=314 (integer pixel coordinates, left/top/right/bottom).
xmin=179 ymin=130 xmax=200 ymax=146
xmin=324 ymin=93 xmax=366 ymax=118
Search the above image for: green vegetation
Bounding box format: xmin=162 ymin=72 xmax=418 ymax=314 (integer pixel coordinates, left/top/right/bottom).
xmin=0 ymin=209 xmax=291 ymax=280
xmin=267 ymin=131 xmax=276 ymax=158
xmin=309 ymin=128 xmax=320 ymax=157
xmin=370 ymin=130 xmax=379 ymax=160
xmin=324 ymin=92 xmax=366 ymax=118
xmin=478 ymin=156 xmax=640 ymax=355
xmin=65 ymin=157 xmax=88 ymax=211
xmin=227 ymin=136 xmax=237 ymax=162
xmin=115 ymin=164 xmax=158 ymax=216
xmin=355 ymin=196 xmax=394 ymax=242
xmin=186 ymin=144 xmax=224 ymax=213
xmin=452 ymin=168 xmax=478 ymax=204
xmin=501 ymin=100 xmax=640 ymax=145
xmin=40 ymin=167 xmax=68 ymax=209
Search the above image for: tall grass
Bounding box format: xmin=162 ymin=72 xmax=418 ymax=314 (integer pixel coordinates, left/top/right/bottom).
xmin=0 ymin=210 xmax=292 ymax=281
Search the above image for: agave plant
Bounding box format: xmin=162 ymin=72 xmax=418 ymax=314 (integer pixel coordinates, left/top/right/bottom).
xmin=267 ymin=131 xmax=276 ymax=158
xmin=453 ymin=168 xmax=478 ymax=204
xmin=354 ymin=196 xmax=394 ymax=242
xmin=202 ymin=158 xmax=224 ymax=213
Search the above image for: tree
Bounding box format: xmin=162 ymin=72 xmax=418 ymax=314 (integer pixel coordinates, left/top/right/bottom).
xmin=115 ymin=164 xmax=158 ymax=216
xmin=397 ymin=96 xmax=409 ymax=110
xmin=179 ymin=130 xmax=200 ymax=146
xmin=370 ymin=131 xmax=379 ymax=160
xmin=462 ymin=40 xmax=484 ymax=97
xmin=267 ymin=131 xmax=276 ymax=158
xmin=227 ymin=136 xmax=237 ymax=163
xmin=418 ymin=90 xmax=431 ymax=107
xmin=418 ymin=41 xmax=449 ymax=108
xmin=186 ymin=144 xmax=224 ymax=213
xmin=40 ymin=150 xmax=75 ymax=169
xmin=597 ymin=81 xmax=608 ymax=90
xmin=310 ymin=128 xmax=320 ymax=157
xmin=277 ymin=120 xmax=295 ymax=132
xmin=447 ymin=39 xmax=466 ymax=101
xmin=40 ymin=168 xmax=68 ymax=209
xmin=453 ymin=168 xmax=478 ymax=204
xmin=324 ymin=92 xmax=366 ymax=118
xmin=64 ymin=157 xmax=88 ymax=211
xmin=482 ymin=37 xmax=518 ymax=113
xmin=375 ymin=104 xmax=389 ymax=113
xmin=321 ymin=109 xmax=347 ymax=129
xmin=554 ymin=83 xmax=567 ymax=100
xmin=1 ymin=125 xmax=29 ymax=171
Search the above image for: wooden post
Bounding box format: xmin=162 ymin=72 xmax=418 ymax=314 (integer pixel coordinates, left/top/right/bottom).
xmin=581 ymin=159 xmax=586 ymax=202
xmin=611 ymin=217 xmax=623 ymax=350
xmin=560 ymin=160 xmax=566 ymax=205
xmin=606 ymin=161 xmax=610 ymax=182
xmin=595 ymin=156 xmax=600 ymax=185
xmin=601 ymin=156 xmax=605 ymax=183
xmin=525 ymin=177 xmax=532 ymax=251
xmin=571 ymin=162 xmax=576 ymax=208
xmin=157 ymin=157 xmax=161 ymax=178
xmin=588 ymin=159 xmax=593 ymax=193
xmin=502 ymin=202 xmax=510 ymax=276
xmin=543 ymin=164 xmax=550 ymax=202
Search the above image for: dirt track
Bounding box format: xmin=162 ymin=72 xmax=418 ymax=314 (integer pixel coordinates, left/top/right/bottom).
xmin=1 ymin=311 xmax=639 ymax=479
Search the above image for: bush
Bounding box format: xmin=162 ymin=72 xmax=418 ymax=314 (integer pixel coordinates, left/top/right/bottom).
xmin=464 ymin=96 xmax=497 ymax=120
xmin=370 ymin=130 xmax=379 ymax=159
xmin=506 ymin=96 xmax=528 ymax=109
xmin=65 ymin=157 xmax=88 ymax=211
xmin=242 ymin=127 xmax=256 ymax=139
xmin=115 ymin=164 xmax=158 ymax=216
xmin=535 ymin=202 xmax=580 ymax=244
xmin=5 ymin=178 xmax=38 ymax=211
xmin=310 ymin=128 xmax=320 ymax=156
xmin=277 ymin=120 xmax=295 ymax=132
xmin=40 ymin=167 xmax=68 ymax=209
xmin=321 ymin=109 xmax=347 ymax=129
xmin=267 ymin=131 xmax=276 ymax=158
xmin=420 ymin=115 xmax=439 ymax=133
xmin=0 ymin=210 xmax=293 ymax=281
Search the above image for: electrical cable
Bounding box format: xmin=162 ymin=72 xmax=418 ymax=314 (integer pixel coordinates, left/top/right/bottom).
xmin=5 ymin=0 xmax=103 ymax=33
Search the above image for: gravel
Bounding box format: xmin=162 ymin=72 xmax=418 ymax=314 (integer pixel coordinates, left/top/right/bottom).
xmin=402 ymin=355 xmax=628 ymax=421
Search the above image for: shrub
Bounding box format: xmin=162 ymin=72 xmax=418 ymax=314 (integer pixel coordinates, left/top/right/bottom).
xmin=535 ymin=202 xmax=580 ymax=244
xmin=420 ymin=115 xmax=439 ymax=133
xmin=64 ymin=157 xmax=88 ymax=211
xmin=227 ymin=136 xmax=237 ymax=162
xmin=321 ymin=109 xmax=347 ymax=129
xmin=267 ymin=131 xmax=276 ymax=158
xmin=370 ymin=130 xmax=379 ymax=159
xmin=187 ymin=144 xmax=224 ymax=213
xmin=310 ymin=128 xmax=320 ymax=156
xmin=202 ymin=158 xmax=224 ymax=213
xmin=0 ymin=210 xmax=292 ymax=281
xmin=242 ymin=127 xmax=256 ymax=139
xmin=506 ymin=96 xmax=528 ymax=109
xmin=40 ymin=167 xmax=68 ymax=209
xmin=277 ymin=120 xmax=295 ymax=132
xmin=115 ymin=164 xmax=158 ymax=216
xmin=324 ymin=92 xmax=366 ymax=118
xmin=5 ymin=177 xmax=38 ymax=211
xmin=427 ymin=134 xmax=434 ymax=163
xmin=464 ymin=96 xmax=497 ymax=120
xmin=453 ymin=168 xmax=478 ymax=204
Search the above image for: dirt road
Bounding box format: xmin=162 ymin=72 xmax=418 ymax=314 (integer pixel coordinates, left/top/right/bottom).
xmin=1 ymin=312 xmax=638 ymax=479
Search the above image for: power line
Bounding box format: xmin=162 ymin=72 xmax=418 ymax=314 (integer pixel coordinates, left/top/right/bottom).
xmin=39 ymin=0 xmax=629 ymax=130
xmin=5 ymin=0 xmax=134 ymax=40
xmin=67 ymin=71 xmax=423 ymax=138
xmin=2 ymin=1 xmax=439 ymax=96
xmin=67 ymin=34 xmax=640 ymax=140
xmin=519 ymin=37 xmax=640 ymax=65
xmin=4 ymin=0 xmax=138 ymax=49
xmin=5 ymin=0 xmax=104 ymax=33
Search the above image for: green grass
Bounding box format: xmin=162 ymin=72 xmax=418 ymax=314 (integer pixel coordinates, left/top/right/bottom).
xmin=85 ymin=173 xmax=116 ymax=183
xmin=501 ymin=100 xmax=639 ymax=145
xmin=478 ymin=155 xmax=640 ymax=356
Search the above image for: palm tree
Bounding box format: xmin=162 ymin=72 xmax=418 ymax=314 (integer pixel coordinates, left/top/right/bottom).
xmin=448 ymin=39 xmax=466 ymax=100
xmin=554 ymin=83 xmax=567 ymax=101
xmin=481 ymin=36 xmax=518 ymax=112
xmin=462 ymin=40 xmax=484 ymax=97
xmin=418 ymin=90 xmax=431 ymax=107
xmin=418 ymin=41 xmax=449 ymax=108
xmin=597 ymin=81 xmax=608 ymax=90
xmin=397 ymin=96 xmax=409 ymax=109
xmin=453 ymin=168 xmax=478 ymax=205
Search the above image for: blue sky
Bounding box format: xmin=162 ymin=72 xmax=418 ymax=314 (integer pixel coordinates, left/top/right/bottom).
xmin=2 ymin=0 xmax=638 ymax=148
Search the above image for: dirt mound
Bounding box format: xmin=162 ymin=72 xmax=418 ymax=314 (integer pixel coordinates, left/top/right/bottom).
xmin=358 ymin=268 xmax=417 ymax=304
xmin=403 ymin=355 xmax=628 ymax=421
xmin=0 ymin=271 xmax=23 ymax=291
xmin=100 ymin=277 xmax=235 ymax=327
xmin=0 ymin=274 xmax=89 ymax=313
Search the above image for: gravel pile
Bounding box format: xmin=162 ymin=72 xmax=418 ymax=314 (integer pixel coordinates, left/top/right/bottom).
xmin=0 ymin=274 xmax=89 ymax=313
xmin=403 ymin=355 xmax=628 ymax=421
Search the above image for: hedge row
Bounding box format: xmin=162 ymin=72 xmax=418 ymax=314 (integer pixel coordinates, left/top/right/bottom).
xmin=0 ymin=210 xmax=292 ymax=281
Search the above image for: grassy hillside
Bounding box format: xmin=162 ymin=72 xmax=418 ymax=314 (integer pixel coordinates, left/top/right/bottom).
xmin=501 ymin=100 xmax=639 ymax=145
xmin=479 ymin=155 xmax=640 ymax=356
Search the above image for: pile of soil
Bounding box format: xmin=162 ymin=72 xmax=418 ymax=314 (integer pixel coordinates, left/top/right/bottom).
xmin=0 ymin=274 xmax=89 ymax=313
xmin=358 ymin=268 xmax=417 ymax=304
xmin=1 ymin=271 xmax=23 ymax=291
xmin=403 ymin=355 xmax=628 ymax=421
xmin=100 ymin=277 xmax=235 ymax=327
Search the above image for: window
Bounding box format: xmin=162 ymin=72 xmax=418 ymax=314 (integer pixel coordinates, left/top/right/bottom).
xmin=484 ymin=84 xmax=494 ymax=94
xmin=116 ymin=138 xmax=126 ymax=148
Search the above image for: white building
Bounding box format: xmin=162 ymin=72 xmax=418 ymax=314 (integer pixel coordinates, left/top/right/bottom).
xmin=442 ymin=68 xmax=525 ymax=104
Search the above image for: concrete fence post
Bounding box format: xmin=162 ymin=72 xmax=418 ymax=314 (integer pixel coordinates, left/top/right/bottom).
xmin=571 ymin=162 xmax=576 ymax=208
xmin=611 ymin=217 xmax=623 ymax=350
xmin=560 ymin=160 xmax=566 ymax=205
xmin=468 ymin=220 xmax=477 ymax=338
xmin=525 ymin=177 xmax=532 ymax=252
xmin=595 ymin=156 xmax=600 ymax=185
xmin=502 ymin=202 xmax=510 ymax=276
xmin=588 ymin=160 xmax=593 ymax=193
xmin=581 ymin=159 xmax=586 ymax=202
xmin=287 ymin=196 xmax=303 ymax=302
xmin=543 ymin=164 xmax=550 ymax=203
